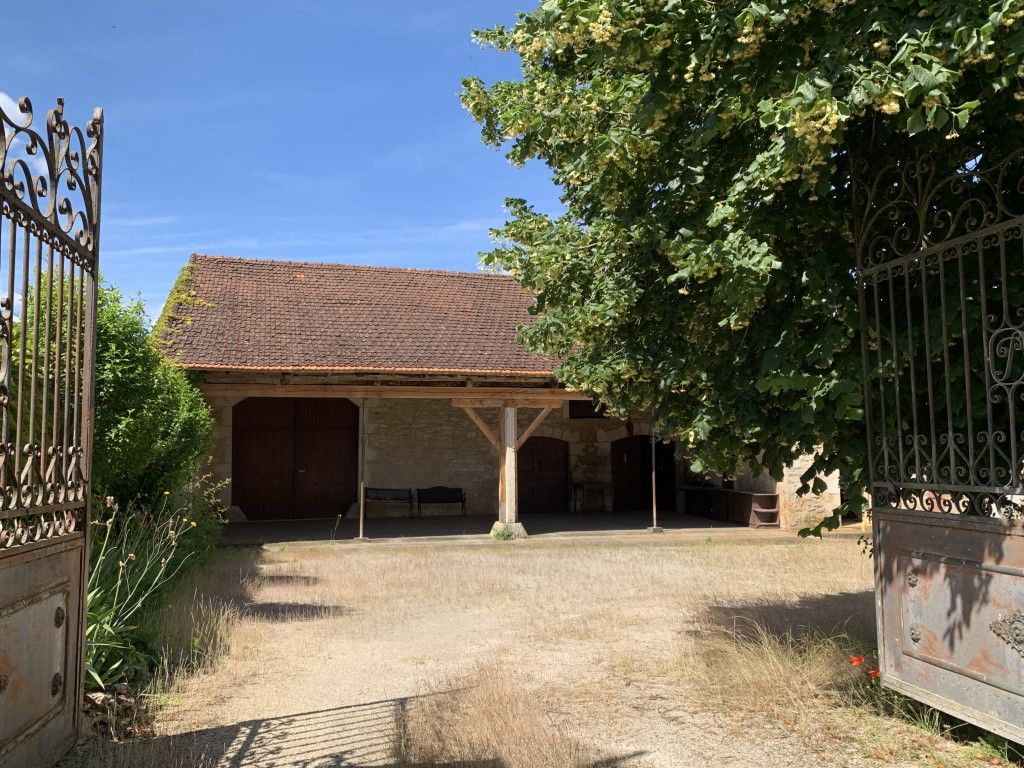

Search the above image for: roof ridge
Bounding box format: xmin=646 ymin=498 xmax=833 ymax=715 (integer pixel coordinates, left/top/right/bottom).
xmin=190 ymin=253 xmax=514 ymax=280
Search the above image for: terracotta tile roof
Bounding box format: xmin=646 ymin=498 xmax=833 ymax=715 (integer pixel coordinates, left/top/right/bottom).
xmin=159 ymin=254 xmax=559 ymax=377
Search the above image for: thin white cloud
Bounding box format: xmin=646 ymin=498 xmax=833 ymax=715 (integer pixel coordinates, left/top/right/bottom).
xmin=0 ymin=90 xmax=52 ymax=182
xmin=106 ymin=215 xmax=180 ymax=229
xmin=103 ymin=218 xmax=497 ymax=260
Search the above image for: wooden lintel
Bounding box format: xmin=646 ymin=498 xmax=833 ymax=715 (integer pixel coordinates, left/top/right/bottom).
xmin=460 ymin=407 xmax=500 ymax=451
xmin=200 ymin=383 xmax=587 ymax=402
xmin=517 ymin=407 xmax=553 ymax=450
xmin=450 ymin=397 xmax=565 ymax=409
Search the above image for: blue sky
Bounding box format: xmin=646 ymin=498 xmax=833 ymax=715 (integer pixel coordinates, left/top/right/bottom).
xmin=5 ymin=2 xmax=559 ymax=318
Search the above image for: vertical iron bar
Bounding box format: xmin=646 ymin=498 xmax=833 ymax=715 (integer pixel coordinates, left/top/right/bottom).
xmin=978 ymin=239 xmax=997 ymax=489
xmin=2 ymin=216 xmax=13 ymax=488
xmin=51 ymin=247 xmax=65 ymax=479
xmin=902 ymin=258 xmax=922 ymax=481
xmin=61 ymin=259 xmax=74 ymax=490
xmin=15 ymin=222 xmax=29 ymax=479
xmin=857 ymin=262 xmax=878 ymax=505
xmin=957 ymin=244 xmax=975 ymax=489
xmin=998 ymin=232 xmax=1017 ymax=489
xmin=71 ymin=267 xmax=83 ymax=482
xmin=919 ymin=252 xmax=939 ymax=485
xmin=887 ymin=268 xmax=906 ymax=478
xmin=40 ymin=243 xmax=54 ymax=495
xmin=27 ymin=235 xmax=42 ymax=491
xmin=871 ymin=272 xmax=892 ymax=482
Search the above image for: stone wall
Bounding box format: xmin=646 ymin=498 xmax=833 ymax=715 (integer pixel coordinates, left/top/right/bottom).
xmin=362 ymin=398 xmax=496 ymax=516
xmin=204 ymin=392 xmax=239 ymax=516
xmin=732 ymin=455 xmax=842 ymax=529
xmin=362 ymin=399 xmax=650 ymax=517
xmin=777 ymin=453 xmax=842 ymax=530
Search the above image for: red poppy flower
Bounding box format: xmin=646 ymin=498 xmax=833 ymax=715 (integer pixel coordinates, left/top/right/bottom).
xmin=848 ymin=655 xmax=865 ymax=666
xmin=867 ymin=668 xmax=881 ymax=678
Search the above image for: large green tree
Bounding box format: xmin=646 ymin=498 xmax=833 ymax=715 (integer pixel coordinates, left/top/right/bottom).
xmin=462 ymin=0 xmax=1024 ymax=532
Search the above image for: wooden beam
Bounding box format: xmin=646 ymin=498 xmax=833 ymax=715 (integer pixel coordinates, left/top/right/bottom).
xmin=516 ymin=407 xmax=553 ymax=450
xmin=450 ymin=398 xmax=564 ymax=409
xmin=460 ymin=407 xmax=499 ymax=451
xmin=201 ymin=383 xmax=588 ymax=402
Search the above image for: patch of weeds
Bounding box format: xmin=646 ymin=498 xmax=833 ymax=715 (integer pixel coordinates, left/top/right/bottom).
xmin=491 ymin=526 xmax=514 ymax=541
xmin=964 ymin=734 xmax=1024 ymax=764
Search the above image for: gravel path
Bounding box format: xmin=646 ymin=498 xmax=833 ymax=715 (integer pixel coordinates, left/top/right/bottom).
xmin=148 ymin=531 xmax=985 ymax=768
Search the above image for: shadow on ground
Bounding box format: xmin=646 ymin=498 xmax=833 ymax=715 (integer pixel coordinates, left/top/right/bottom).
xmin=220 ymin=511 xmax=750 ymax=546
xmin=699 ymin=589 xmax=876 ymax=644
xmin=110 ymin=696 xmax=646 ymax=768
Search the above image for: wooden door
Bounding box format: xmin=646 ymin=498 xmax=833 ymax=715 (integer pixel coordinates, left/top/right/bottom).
xmin=233 ymin=398 xmax=296 ymax=520
xmin=231 ymin=398 xmax=358 ymax=520
xmin=293 ymin=399 xmax=358 ymax=518
xmin=611 ymin=436 xmax=676 ymax=512
xmin=518 ymin=436 xmax=570 ymax=514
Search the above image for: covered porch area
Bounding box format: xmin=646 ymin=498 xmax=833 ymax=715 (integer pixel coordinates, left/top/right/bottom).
xmin=203 ymin=382 xmax=684 ymax=539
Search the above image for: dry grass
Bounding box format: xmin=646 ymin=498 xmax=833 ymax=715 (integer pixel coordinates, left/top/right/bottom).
xmin=81 ymin=531 xmax=1022 ymax=768
xmin=691 ymin=619 xmax=869 ymax=718
xmin=398 ymin=662 xmax=602 ymax=768
xmin=149 ymin=550 xmax=258 ymax=690
xmin=62 ymin=738 xmax=215 ymax=768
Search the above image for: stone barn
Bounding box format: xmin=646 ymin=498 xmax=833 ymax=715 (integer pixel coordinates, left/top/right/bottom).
xmin=159 ymin=254 xmax=837 ymax=533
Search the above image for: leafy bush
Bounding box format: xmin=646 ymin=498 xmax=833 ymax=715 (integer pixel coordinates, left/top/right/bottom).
xmin=94 ymin=285 xmax=213 ymax=505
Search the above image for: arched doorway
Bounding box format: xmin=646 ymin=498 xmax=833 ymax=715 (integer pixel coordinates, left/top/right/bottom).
xmin=232 ymin=397 xmax=359 ymax=520
xmin=610 ymin=436 xmax=676 ymax=512
xmin=518 ymin=436 xmax=570 ymax=514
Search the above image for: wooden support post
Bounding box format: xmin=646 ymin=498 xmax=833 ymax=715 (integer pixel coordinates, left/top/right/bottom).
xmin=649 ymin=410 xmax=663 ymax=533
xmin=498 ymin=405 xmax=518 ymax=524
xmin=357 ymin=398 xmax=368 ymax=540
xmin=651 ymin=431 xmax=658 ymax=529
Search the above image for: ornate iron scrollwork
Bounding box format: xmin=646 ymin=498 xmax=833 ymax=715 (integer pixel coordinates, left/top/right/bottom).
xmin=0 ymin=96 xmax=102 ymax=267
xmin=853 ymin=139 xmax=1024 ymax=520
xmin=990 ymin=611 xmax=1024 ymax=658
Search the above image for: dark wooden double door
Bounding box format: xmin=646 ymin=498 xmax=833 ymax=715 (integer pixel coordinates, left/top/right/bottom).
xmin=518 ymin=436 xmax=570 ymax=514
xmin=232 ymin=397 xmax=358 ymax=520
xmin=611 ymin=436 xmax=677 ymax=512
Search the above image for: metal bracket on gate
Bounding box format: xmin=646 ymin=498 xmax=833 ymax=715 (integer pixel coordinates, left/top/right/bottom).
xmin=990 ymin=612 xmax=1024 ymax=658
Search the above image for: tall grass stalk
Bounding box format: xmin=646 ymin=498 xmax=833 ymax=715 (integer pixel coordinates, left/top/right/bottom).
xmin=85 ymin=499 xmax=200 ymax=690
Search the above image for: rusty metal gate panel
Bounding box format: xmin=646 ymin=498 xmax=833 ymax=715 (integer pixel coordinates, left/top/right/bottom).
xmin=853 ymin=139 xmax=1024 ymax=743
xmin=0 ymin=96 xmax=102 ymax=767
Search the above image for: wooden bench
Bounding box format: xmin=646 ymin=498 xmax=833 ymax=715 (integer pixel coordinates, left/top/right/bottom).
xmin=415 ymin=486 xmax=467 ymax=517
xmin=364 ymin=487 xmax=414 ymax=518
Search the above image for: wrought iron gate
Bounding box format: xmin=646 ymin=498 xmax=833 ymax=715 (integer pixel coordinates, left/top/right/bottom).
xmin=854 ymin=138 xmax=1024 ymax=742
xmin=0 ymin=96 xmax=102 ymax=766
